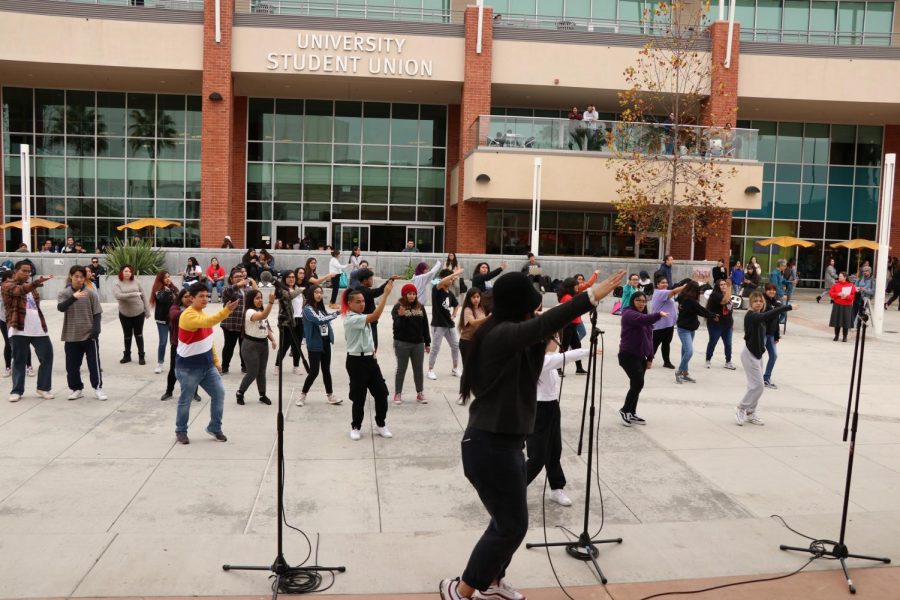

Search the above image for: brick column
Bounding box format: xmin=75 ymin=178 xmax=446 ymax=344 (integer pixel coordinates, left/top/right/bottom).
xmin=200 ymin=0 xmax=234 ymax=248
xmin=454 ymin=5 xmax=493 ymax=254
xmin=885 ymin=125 xmax=900 ymax=253
xmin=231 ymin=96 xmax=248 ymax=249
xmin=699 ymin=21 xmax=740 ymax=263
xmin=444 ymin=104 xmax=461 ymax=251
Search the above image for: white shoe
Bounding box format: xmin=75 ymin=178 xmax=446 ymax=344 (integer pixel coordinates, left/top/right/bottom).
xmin=36 ymin=390 xmax=54 ymax=400
xmin=724 ymin=361 xmax=736 ymax=370
xmin=456 ymin=397 xmax=465 ymax=405
xmin=2 ymin=367 xmax=10 ymax=377
xmin=427 ymin=370 xmax=437 ymax=380
xmin=451 ymin=367 xmax=462 ymax=377
xmin=549 ymin=488 xmax=573 ymax=507
xmin=293 ymin=366 xmax=303 ymax=375
xmin=326 ymin=393 xmax=342 ymax=405
xmin=273 ymin=366 xmax=280 ymax=375
xmin=349 ymin=428 xmax=361 ymax=441
xmin=705 ymin=360 xmax=711 ymax=369
xmin=94 ymin=388 xmax=108 ymax=401
xmin=8 ymin=393 xmax=21 ymax=403
xmin=746 ymin=412 xmax=765 ymax=426
xmin=374 ymin=424 xmax=393 ymax=438
xmin=26 ymin=366 xmax=35 ymax=377
xmin=154 ymin=363 xmax=163 ymax=374
xmin=735 ymin=406 xmax=746 ymax=426
xmin=295 ymin=392 xmax=306 ymax=407
xmin=68 ymin=389 xmax=84 ymax=401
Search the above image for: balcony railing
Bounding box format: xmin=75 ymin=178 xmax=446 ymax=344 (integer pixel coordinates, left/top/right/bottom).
xmin=742 ymin=27 xmax=898 ymax=47
xmin=245 ymin=0 xmax=457 ymax=22
xmin=46 ymin=0 xmax=203 ymax=9
xmin=493 ymin=12 xmax=692 ymax=36
xmin=469 ymin=116 xmax=758 ymax=162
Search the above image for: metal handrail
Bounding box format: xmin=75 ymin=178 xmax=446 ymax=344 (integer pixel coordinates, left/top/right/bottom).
xmin=492 ymin=12 xmax=703 ymax=37
xmin=246 ymin=0 xmax=457 ymax=22
xmin=47 ymin=0 xmax=204 ymax=9
xmin=741 ymin=27 xmax=898 ymax=47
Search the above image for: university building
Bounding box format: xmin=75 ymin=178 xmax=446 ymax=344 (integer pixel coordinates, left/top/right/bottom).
xmin=1 ymin=0 xmax=898 ymax=283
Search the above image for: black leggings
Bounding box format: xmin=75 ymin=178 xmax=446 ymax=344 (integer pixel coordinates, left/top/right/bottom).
xmin=119 ymin=313 xmax=145 ymax=357
xmin=618 ymin=352 xmax=647 ymax=415
xmin=560 ymin=323 xmax=584 ymax=372
xmin=652 ymin=326 xmax=674 ymax=365
xmin=221 ymin=327 xmax=244 ymax=370
xmin=330 ymin=279 xmax=341 ymax=304
xmin=302 ymin=343 xmax=333 ymax=394
xmin=276 ymin=318 xmax=303 ymax=368
xmin=166 ymin=344 xmax=177 ymax=394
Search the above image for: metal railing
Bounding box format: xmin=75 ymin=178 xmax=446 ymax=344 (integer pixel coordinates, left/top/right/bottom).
xmin=469 ymin=116 xmax=758 ymax=161
xmin=492 ymin=12 xmax=694 ymax=36
xmin=47 ymin=0 xmax=203 ymax=9
xmin=741 ymin=27 xmax=898 ymax=47
xmin=245 ymin=0 xmax=457 ymax=22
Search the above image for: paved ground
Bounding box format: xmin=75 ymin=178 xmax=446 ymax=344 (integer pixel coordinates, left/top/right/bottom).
xmin=1 ymin=290 xmax=899 ymax=599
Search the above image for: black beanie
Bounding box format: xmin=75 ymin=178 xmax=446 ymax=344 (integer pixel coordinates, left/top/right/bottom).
xmin=491 ymin=272 xmax=542 ymax=322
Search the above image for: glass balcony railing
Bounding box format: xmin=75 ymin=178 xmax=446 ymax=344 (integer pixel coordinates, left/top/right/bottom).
xmin=492 ymin=13 xmax=686 ymax=36
xmin=48 ymin=0 xmax=203 ymax=9
xmin=245 ymin=0 xmax=457 ymax=22
xmin=469 ymin=116 xmax=758 ymax=161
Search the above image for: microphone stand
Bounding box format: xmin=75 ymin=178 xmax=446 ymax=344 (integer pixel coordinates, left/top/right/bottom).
xmin=223 ymin=323 xmax=345 ymax=597
xmin=779 ymin=304 xmax=890 ymax=594
xmin=527 ymin=309 xmax=622 ymax=583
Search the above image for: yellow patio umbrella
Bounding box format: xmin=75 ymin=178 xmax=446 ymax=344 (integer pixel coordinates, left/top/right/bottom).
xmin=756 ymin=236 xmax=816 ymax=248
xmin=0 ymin=217 xmax=68 ymax=230
xmin=830 ymin=239 xmax=882 ymax=274
xmin=116 ymin=218 xmax=182 ymax=231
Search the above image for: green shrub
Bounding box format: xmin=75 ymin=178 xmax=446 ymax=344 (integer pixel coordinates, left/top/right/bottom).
xmin=402 ymin=260 xmax=416 ymax=280
xmin=104 ymin=239 xmax=166 ymax=276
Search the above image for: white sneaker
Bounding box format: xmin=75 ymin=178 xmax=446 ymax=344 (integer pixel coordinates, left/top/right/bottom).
xmin=724 ymin=361 xmax=736 ymax=370
xmin=273 ymin=366 xmax=280 ymax=375
xmin=2 ymin=367 xmax=10 ymax=377
xmin=549 ymin=488 xmax=573 ymax=507
xmin=475 ymin=578 xmax=526 ymax=600
xmin=746 ymin=412 xmax=765 ymax=426
xmin=374 ymin=425 xmax=393 ymax=438
xmin=154 ymin=363 xmax=163 ymax=374
xmin=36 ymin=390 xmax=54 ymax=400
xmin=295 ymin=392 xmax=306 ymax=407
xmin=456 ymin=397 xmax=465 ymax=405
xmin=9 ymin=393 xmax=21 ymax=403
xmin=26 ymin=366 xmax=35 ymax=377
xmin=293 ymin=366 xmax=303 ymax=375
xmin=349 ymin=428 xmax=361 ymax=441
xmin=451 ymin=367 xmax=462 ymax=377
xmin=68 ymin=389 xmax=84 ymax=401
xmin=735 ymin=406 xmax=746 ymax=426
xmin=94 ymin=388 xmax=108 ymax=401
xmin=326 ymin=393 xmax=342 ymax=405
xmin=705 ymin=360 xmax=711 ymax=369
xmin=427 ymin=370 xmax=437 ymax=380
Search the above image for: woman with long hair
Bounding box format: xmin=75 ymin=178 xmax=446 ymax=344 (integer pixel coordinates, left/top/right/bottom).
xmin=349 ymin=246 xmax=363 ymax=270
xmin=618 ymin=292 xmax=668 ymax=426
xmin=650 ymin=275 xmax=684 ymax=369
xmin=274 ymin=270 xmax=305 ymax=375
xmin=300 ymin=257 xmax=331 ymax=288
xmin=328 ymin=249 xmax=352 ymax=309
xmin=242 ymin=249 xmax=261 ymax=281
xmin=180 ymin=257 xmax=202 ymax=289
xmin=761 ymin=283 xmax=782 ymax=389
xmin=111 ymin=264 xmax=151 ymax=365
xmin=391 ymin=283 xmax=431 ymax=404
xmin=471 ymin=261 xmax=506 ymax=293
xmin=705 ymin=278 xmax=736 ymax=370
xmin=556 ymin=278 xmax=587 ymax=374
xmin=297 ymin=284 xmax=341 ymax=406
xmin=151 ymin=271 xmax=179 ymax=374
xmin=438 ymin=270 xmax=624 ymax=600
xmin=458 ymin=288 xmax=488 ymax=365
xmin=674 ymin=280 xmax=718 ymax=384
xmin=829 ymin=272 xmax=856 ymax=342
xmin=236 ymin=289 xmax=277 ymax=406
xmin=444 ymin=252 xmax=462 ymax=297
xmin=206 ymin=257 xmax=226 ymax=301
xmin=160 ymin=289 xmax=200 ymax=403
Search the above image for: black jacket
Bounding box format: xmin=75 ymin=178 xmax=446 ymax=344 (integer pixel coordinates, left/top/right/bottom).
xmin=154 ymin=287 xmax=177 ymax=323
xmin=472 ymin=268 xmax=503 ymax=292
xmin=391 ymin=303 xmax=431 ymax=345
xmin=676 ymin=297 xmax=717 ymax=331
xmin=764 ymin=295 xmax=782 ymax=339
xmin=706 ymin=289 xmax=734 ymax=329
xmin=745 ymin=305 xmax=792 ymax=359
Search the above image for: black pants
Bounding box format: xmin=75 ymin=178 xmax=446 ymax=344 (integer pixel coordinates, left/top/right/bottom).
xmin=652 ymin=326 xmax=674 ymax=366
xmin=303 ymin=343 xmax=333 ymax=394
xmin=238 ymin=337 xmax=269 ymax=397
xmin=459 ymin=338 xmax=471 ymax=365
xmin=276 ymin=318 xmax=303 ymax=368
xmin=460 ymin=426 xmax=528 ymax=591
xmin=166 ymin=344 xmax=177 ymax=394
xmin=561 ymin=322 xmax=584 ymax=372
xmin=886 ymin=291 xmax=900 ymax=308
xmin=65 ymin=339 xmax=102 ymax=391
xmin=526 ymin=401 xmax=565 ymax=490
xmin=119 ymin=313 xmax=145 ymax=357
xmin=221 ymin=327 xmax=244 ymax=371
xmin=618 ymin=352 xmax=647 ymax=415
xmin=330 ymin=281 xmax=341 ymax=304
xmin=346 ymin=355 xmax=388 ymax=429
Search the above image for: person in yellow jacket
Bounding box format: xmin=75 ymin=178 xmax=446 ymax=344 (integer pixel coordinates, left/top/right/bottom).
xmin=174 ymin=282 xmax=238 ymax=445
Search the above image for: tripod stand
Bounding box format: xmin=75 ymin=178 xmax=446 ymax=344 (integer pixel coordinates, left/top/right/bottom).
xmin=223 ymin=325 xmax=345 ymax=596
xmin=527 ymin=309 xmax=622 ymax=583
xmin=779 ymin=305 xmax=890 ymax=594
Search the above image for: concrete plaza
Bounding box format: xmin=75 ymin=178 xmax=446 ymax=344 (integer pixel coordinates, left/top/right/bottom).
xmin=1 ymin=291 xmax=899 ymax=599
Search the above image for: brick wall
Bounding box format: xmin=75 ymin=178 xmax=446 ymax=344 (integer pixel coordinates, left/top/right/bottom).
xmin=444 ymin=103 xmax=461 ymax=251
xmin=885 ymin=125 xmax=900 ymax=254
xmin=230 ymin=96 xmax=248 ymax=249
xmin=454 ymin=5 xmax=493 ymax=254
xmin=199 ymin=0 xmax=234 ymax=248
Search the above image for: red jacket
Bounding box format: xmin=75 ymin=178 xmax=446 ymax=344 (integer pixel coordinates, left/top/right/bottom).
xmin=829 ymin=282 xmax=856 ymax=306
xmin=206 ymin=265 xmax=225 ymax=281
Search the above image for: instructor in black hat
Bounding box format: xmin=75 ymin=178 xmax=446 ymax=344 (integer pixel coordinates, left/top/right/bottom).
xmin=439 ymin=269 xmax=625 ymax=600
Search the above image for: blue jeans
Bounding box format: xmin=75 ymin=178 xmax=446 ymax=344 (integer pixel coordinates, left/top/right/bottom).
xmin=764 ymin=334 xmax=777 ymax=383
xmin=575 ymin=322 xmax=587 ymax=341
xmin=705 ymin=323 xmax=733 ymax=362
xmin=156 ymin=322 xmax=169 ymax=364
xmin=10 ymin=335 xmax=53 ymax=395
xmin=175 ymin=365 xmax=225 ymax=434
xmin=207 ymin=279 xmax=225 ymax=299
xmin=677 ymin=327 xmax=694 ymax=373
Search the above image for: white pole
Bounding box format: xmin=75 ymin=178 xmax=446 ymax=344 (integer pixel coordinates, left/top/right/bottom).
xmin=20 ymin=144 xmax=32 ymax=252
xmin=214 ymin=0 xmax=221 ymax=43
xmin=873 ymin=153 xmax=896 ymax=337
xmin=531 ymin=158 xmax=542 ymax=256
xmin=476 ymin=0 xmax=484 ymax=55
xmin=724 ymin=0 xmax=736 ymax=68
xmin=719 ymin=0 xmax=725 ymax=21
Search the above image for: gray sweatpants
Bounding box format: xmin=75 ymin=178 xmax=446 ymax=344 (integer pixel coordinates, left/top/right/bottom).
xmin=739 ymin=346 xmax=764 ymax=413
xmin=239 ymin=338 xmax=269 ymax=397
xmin=429 ymin=326 xmax=459 ymax=370
xmin=394 ymin=340 xmax=425 ymax=393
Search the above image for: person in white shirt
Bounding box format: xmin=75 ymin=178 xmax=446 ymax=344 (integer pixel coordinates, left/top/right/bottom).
xmin=236 ymin=289 xmax=277 ymax=406
xmin=582 ymin=104 xmax=600 ymax=149
xmin=525 ymin=337 xmax=588 ymax=507
xmin=327 ymin=249 xmax=353 ymax=309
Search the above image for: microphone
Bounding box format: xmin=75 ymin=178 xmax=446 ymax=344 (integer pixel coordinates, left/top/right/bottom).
xmin=259 ymin=270 xmax=274 ymax=287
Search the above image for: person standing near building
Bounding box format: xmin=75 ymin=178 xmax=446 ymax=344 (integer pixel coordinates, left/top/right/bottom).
xmin=236 ymin=289 xmax=277 ymax=406
xmin=112 ymin=264 xmax=151 ymax=365
xmin=274 ymin=270 xmax=305 ymax=375
xmin=557 ymin=278 xmax=588 ymax=375
xmin=327 ymin=249 xmax=352 ymax=309
xmin=712 ymin=259 xmax=728 ymax=283
xmin=618 ymin=292 xmax=666 ymax=426
xmin=412 ymin=260 xmax=442 ymax=305
xmin=151 ymin=271 xmax=179 ymax=375
xmin=297 ymin=284 xmax=341 ymax=407
xmin=705 ymin=279 xmax=736 ymax=370
xmin=650 ymin=276 xmax=684 ymax=369
xmin=618 ymin=273 xmax=642 ymax=315
xmin=57 ymin=265 xmax=105 ymax=401
xmin=656 ymin=255 xmax=674 ymax=287
xmin=829 ymin=272 xmax=856 ymax=342
xmin=457 ymin=288 xmax=488 ymax=366
xmin=784 ymin=259 xmax=799 ymax=302
xmin=853 ymin=266 xmax=874 ymax=324
xmin=220 ymin=269 xmax=256 ymax=374
xmin=89 ymin=257 xmax=105 ymax=290
xmin=818 ymin=258 xmax=837 ymax=303
xmin=161 ymin=289 xmax=200 ymax=402
xmin=762 ymin=283 xmax=782 ymax=389
xmin=344 ymin=280 xmax=395 ymax=441
xmin=403 ymin=240 xmax=419 ymax=252
xmin=736 ymin=292 xmax=794 ymax=426
xmin=392 ymin=283 xmax=431 ymax=405
xmin=471 ymin=262 xmax=507 ymax=293
xmin=730 ymin=261 xmax=745 ymax=291
xmin=174 ymin=283 xmax=238 ymax=445
xmin=349 ymin=268 xmax=399 ymax=351
xmin=427 ymin=267 xmax=464 ymax=381
xmin=674 ymin=281 xmax=718 ymax=384
xmin=1 ymin=261 xmax=54 ymax=403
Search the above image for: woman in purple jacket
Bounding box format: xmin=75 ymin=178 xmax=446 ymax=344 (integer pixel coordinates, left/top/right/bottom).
xmin=618 ymin=292 xmax=668 ymax=427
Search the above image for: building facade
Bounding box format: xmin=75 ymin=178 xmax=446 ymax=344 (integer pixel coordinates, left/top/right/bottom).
xmin=1 ymin=0 xmax=898 ymax=284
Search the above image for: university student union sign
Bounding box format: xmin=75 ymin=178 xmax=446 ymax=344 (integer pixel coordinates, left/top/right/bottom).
xmin=266 ymin=33 xmax=434 ymax=78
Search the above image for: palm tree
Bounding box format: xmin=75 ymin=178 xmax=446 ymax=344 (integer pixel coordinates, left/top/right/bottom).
xmin=48 ymin=105 xmax=109 ymax=199
xmin=127 ymin=108 xmax=178 ymax=200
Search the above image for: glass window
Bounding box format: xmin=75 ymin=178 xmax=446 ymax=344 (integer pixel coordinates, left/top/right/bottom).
xmin=802 ymin=123 xmax=829 ymax=164
xmin=333 ymin=166 xmax=361 ymax=203
xmin=391 ymin=104 xmax=419 ymax=146
xmin=34 ymin=157 xmax=65 ymax=196
xmin=591 ymin=0 xmax=615 ymax=20
xmin=334 ymin=144 xmax=361 ymax=164
xmin=274 ymin=164 xmax=302 ymax=201
xmin=247 ymin=163 xmax=273 ymax=200
xmin=186 ymin=96 xmax=202 ymax=139
xmin=776 ymin=122 xmax=803 ymax=163
xmin=810 ymin=1 xmax=837 ymax=43
xmin=776 ymin=164 xmax=802 ymax=183
xmin=65 ymin=90 xmax=96 ymax=136
xmin=334 ymin=101 xmax=362 ymax=144
xmin=748 ymin=182 xmax=774 ymax=218
xmin=855 ymin=125 xmax=882 ymax=166
xmin=362 ymin=167 xmax=389 ymax=203
xmin=273 ymin=142 xmax=301 ymax=163
xmin=509 ymin=0 xmax=536 ymax=14
xmin=829 ymin=165 xmax=854 ymax=185
xmin=756 ymin=0 xmax=783 ymax=31
xmin=419 ymin=105 xmax=446 ymax=147
xmin=248 ymin=98 xmax=274 ymax=141
xmin=304 ymin=100 xmax=333 ymax=143
xmin=735 ymin=0 xmax=756 ymax=35
xmin=826 ymin=185 xmax=852 ymax=221
xmin=830 ymin=124 xmax=856 ymax=165
xmin=274 ymin=99 xmax=303 ymax=142
xmin=783 ymin=0 xmax=810 ymax=32
xmin=363 ymin=146 xmax=390 ymax=165
xmin=158 ymin=95 xmax=186 ymax=138
xmin=537 ymin=0 xmax=563 ymax=17
xmin=864 ymin=2 xmax=893 ymax=45
xmin=418 ymin=168 xmax=445 ymax=205
xmin=390 ymin=168 xmax=417 ymax=205
xmin=391 ymin=146 xmax=418 ymax=166
xmin=855 ymin=166 xmax=880 ymax=187
xmin=803 ymin=164 xmax=828 ymax=184
xmin=127 ymin=94 xmax=156 ymax=138
xmin=363 ymin=102 xmax=391 ymax=145
xmin=852 ymin=187 xmax=878 ymax=222
xmin=566 ymin=0 xmax=590 ymax=19
xmin=156 ymin=161 xmax=185 ymax=199
xmin=800 ymin=184 xmax=826 ymax=219
xmin=838 ymin=1 xmax=865 ymax=44
xmin=618 ymin=0 xmax=642 ymax=23
xmin=97 ymin=159 xmax=125 ymax=197
xmin=774 ymin=183 xmax=800 ymax=218
xmin=754 ymin=121 xmax=777 ymax=162
xmin=4 ymin=88 xmax=33 ymax=132
xmin=35 ymin=89 xmax=65 ymax=135
xmin=303 ymin=165 xmax=331 ymax=204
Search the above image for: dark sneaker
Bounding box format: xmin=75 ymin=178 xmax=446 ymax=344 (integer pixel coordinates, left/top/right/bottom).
xmin=160 ymin=391 xmax=173 ymax=401
xmin=764 ymin=380 xmax=778 ymax=390
xmin=193 ymin=393 xmax=201 ymax=402
xmin=236 ymin=391 xmax=245 ymax=405
xmin=259 ymin=396 xmax=272 ymax=405
xmin=439 ymin=578 xmax=472 ymax=600
xmin=221 ymin=367 xmax=229 ymax=374
xmin=663 ymin=363 xmax=676 ymax=369
xmin=618 ymin=410 xmax=632 ymax=427
xmin=175 ymin=432 xmax=190 ymax=445
xmin=206 ymin=429 xmax=228 ymax=442
xmin=630 ymin=414 xmax=646 ymax=425
xmin=682 ymin=372 xmax=697 ymax=383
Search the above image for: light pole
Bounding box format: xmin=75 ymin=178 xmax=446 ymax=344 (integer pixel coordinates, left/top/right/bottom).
xmin=20 ymin=144 xmax=32 ymax=251
xmin=530 ymin=157 xmax=542 ymax=256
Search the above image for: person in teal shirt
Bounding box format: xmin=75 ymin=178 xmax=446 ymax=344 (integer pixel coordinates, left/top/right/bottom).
xmin=618 ymin=273 xmax=641 ymax=315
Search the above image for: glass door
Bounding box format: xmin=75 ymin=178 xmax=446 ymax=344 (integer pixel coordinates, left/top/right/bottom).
xmin=273 ymin=222 xmax=300 ymax=250
xmin=406 ymin=226 xmax=435 ymax=253
xmin=334 ymin=223 xmax=370 ymax=252
xmin=301 ymin=222 xmax=331 ymax=250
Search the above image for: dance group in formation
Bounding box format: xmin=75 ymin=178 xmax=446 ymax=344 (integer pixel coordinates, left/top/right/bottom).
xmin=0 ymin=246 xmax=878 ymax=600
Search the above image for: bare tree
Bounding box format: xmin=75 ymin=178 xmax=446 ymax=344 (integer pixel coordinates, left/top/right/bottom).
xmin=609 ymin=0 xmax=736 ymax=256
